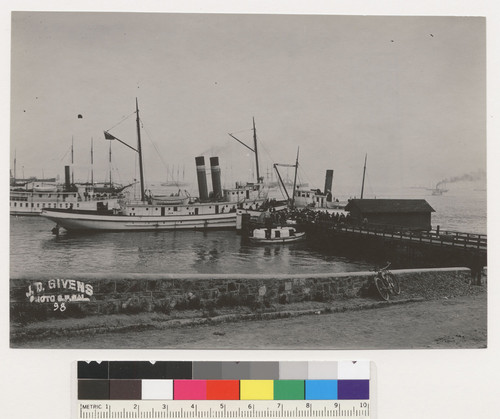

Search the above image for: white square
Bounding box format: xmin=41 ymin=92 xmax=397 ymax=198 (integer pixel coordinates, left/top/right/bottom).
xmin=141 ymin=380 xmax=173 ymax=400
xmin=338 ymin=361 xmax=370 ymax=379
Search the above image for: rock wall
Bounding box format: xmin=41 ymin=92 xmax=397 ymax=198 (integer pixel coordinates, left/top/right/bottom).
xmin=10 ymin=268 xmax=472 ymax=323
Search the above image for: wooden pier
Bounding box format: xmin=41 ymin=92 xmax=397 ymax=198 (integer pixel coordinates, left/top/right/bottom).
xmin=310 ymin=222 xmax=486 ymax=251
xmin=300 ymin=221 xmax=487 ymax=283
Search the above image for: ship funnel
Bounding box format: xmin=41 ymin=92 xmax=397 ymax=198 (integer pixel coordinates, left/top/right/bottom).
xmin=195 ymin=156 xmax=209 ymax=202
xmin=324 ymin=169 xmax=334 ymax=202
xmin=64 ymin=165 xmax=71 ymax=191
xmin=210 ymin=156 xmax=223 ymax=201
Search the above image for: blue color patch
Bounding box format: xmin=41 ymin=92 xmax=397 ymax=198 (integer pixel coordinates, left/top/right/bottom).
xmin=305 ymin=380 xmax=338 ymax=400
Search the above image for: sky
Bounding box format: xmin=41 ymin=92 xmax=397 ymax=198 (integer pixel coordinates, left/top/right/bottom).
xmin=10 ymin=12 xmax=486 ymax=197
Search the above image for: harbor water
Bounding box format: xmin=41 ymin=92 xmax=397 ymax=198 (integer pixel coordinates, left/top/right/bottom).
xmin=9 ymin=188 xmax=486 ymax=276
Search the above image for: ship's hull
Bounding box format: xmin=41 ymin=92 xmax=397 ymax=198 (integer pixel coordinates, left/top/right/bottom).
xmin=41 ymin=209 xmax=237 ymax=231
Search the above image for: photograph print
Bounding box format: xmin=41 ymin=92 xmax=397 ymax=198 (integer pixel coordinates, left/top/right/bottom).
xmin=9 ymin=12 xmax=486 ymax=349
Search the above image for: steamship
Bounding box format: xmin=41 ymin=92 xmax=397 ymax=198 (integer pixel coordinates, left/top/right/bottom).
xmin=291 ymin=170 xmax=346 ymax=210
xmin=10 ymin=173 xmax=125 ymax=216
xmin=41 ymin=100 xmax=267 ymax=232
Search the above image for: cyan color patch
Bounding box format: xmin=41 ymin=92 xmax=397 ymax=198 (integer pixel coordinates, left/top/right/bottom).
xmin=305 ymin=380 xmax=338 ymax=400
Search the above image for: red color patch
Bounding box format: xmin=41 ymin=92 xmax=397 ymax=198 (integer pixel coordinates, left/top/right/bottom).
xmin=206 ymin=380 xmax=240 ymax=400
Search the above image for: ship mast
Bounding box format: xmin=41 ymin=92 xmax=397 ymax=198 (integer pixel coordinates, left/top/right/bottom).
xmin=108 ymin=142 xmax=112 ymax=186
xmin=71 ymin=136 xmax=74 ymax=185
xmin=135 ymin=98 xmax=146 ymax=202
xmin=360 ymin=153 xmax=367 ymax=199
xmin=252 ymin=117 xmax=261 ymax=183
xmin=291 ymin=147 xmax=299 ymax=207
xmin=273 ymin=149 xmax=299 ymax=205
xmin=104 ymin=99 xmax=146 ymax=199
xmin=90 ymin=137 xmax=94 ymax=185
xmin=228 ymin=117 xmax=262 ymax=184
xmin=273 ymin=164 xmax=291 ymax=201
xmin=13 ymin=149 xmax=16 ymax=184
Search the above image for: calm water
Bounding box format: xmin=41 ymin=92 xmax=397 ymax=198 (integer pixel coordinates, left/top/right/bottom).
xmin=10 ymin=217 xmax=372 ymax=276
xmin=10 ymin=189 xmax=486 ymax=276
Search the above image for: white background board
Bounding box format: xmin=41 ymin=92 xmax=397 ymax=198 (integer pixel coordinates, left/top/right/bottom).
xmin=2 ymin=1 xmax=498 ymax=418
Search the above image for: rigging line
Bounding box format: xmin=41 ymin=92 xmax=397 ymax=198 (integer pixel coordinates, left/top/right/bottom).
xmin=141 ymin=119 xmax=169 ymax=170
xmin=366 ymin=173 xmax=375 ymax=198
xmin=258 ymin=139 xmax=282 ymax=169
xmin=105 ymin=110 xmax=137 ymax=132
xmin=275 ymin=173 xmax=289 ymax=200
xmin=59 ymin=145 xmax=72 ymax=162
xmin=296 ymin=165 xmax=313 ymax=188
xmin=228 ymin=128 xmax=253 ymax=135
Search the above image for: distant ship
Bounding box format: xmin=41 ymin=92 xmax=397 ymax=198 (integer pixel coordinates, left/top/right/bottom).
xmin=428 ymin=183 xmax=448 ymax=196
xmin=10 ymin=176 xmax=130 ymax=216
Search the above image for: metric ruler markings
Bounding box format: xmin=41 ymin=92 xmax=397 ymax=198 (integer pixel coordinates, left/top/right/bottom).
xmin=78 ymin=401 xmax=370 ymax=419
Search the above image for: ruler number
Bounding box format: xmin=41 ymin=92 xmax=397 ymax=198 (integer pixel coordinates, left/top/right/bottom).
xmin=248 ymin=404 xmax=254 ymax=409
xmin=162 ymin=404 xmax=167 ymax=409
xmin=360 ymin=402 xmax=368 ymax=408
xmin=220 ymin=404 xmax=225 ymax=409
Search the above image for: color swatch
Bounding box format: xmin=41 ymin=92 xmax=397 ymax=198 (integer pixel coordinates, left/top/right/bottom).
xmin=78 ymin=361 xmax=370 ymax=401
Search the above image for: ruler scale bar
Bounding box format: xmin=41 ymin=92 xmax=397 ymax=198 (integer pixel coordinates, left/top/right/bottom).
xmin=78 ymin=401 xmax=370 ymax=419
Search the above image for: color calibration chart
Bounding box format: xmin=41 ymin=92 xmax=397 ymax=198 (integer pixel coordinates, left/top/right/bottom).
xmin=76 ymin=361 xmax=374 ymax=418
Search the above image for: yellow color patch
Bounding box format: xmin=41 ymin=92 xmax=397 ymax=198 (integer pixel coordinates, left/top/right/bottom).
xmin=240 ymin=380 xmax=274 ymax=400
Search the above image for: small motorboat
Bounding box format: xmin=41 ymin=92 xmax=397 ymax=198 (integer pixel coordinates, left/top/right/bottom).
xmin=249 ymin=226 xmax=306 ymax=244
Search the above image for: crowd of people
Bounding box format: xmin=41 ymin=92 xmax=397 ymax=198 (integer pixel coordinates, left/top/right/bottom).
xmin=262 ymin=206 xmax=354 ymax=227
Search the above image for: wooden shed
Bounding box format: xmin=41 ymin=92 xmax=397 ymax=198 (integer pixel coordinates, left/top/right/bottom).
xmin=344 ymin=199 xmax=435 ymax=231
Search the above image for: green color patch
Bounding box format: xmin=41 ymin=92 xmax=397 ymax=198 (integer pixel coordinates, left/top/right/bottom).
xmin=273 ymin=380 xmax=305 ymax=400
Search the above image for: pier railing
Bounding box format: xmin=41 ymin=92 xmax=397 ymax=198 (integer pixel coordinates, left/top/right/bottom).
xmin=308 ymin=221 xmax=487 ymax=251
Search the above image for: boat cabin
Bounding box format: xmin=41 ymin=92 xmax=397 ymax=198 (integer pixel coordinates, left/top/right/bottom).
xmin=123 ymin=201 xmax=238 ymax=217
xmin=252 ymin=227 xmax=298 ymax=239
xmin=223 ymin=182 xmax=266 ymax=203
xmin=294 ymin=188 xmax=328 ymax=208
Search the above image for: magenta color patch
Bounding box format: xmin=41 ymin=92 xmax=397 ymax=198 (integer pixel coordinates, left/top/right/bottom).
xmin=174 ymin=380 xmax=207 ymax=400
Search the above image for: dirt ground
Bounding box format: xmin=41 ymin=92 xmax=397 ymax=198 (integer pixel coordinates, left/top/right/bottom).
xmin=15 ymin=291 xmax=486 ymax=349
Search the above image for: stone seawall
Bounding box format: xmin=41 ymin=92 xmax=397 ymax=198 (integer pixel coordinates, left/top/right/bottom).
xmin=10 ymin=268 xmax=472 ymax=323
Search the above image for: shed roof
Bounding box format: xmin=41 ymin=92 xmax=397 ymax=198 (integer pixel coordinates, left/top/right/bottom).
xmin=345 ymin=199 xmax=435 ymax=213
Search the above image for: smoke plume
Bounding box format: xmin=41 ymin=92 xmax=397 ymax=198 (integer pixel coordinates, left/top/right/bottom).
xmin=436 ymin=170 xmax=486 ymax=187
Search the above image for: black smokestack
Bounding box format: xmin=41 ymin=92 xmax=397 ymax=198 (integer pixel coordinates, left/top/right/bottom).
xmin=195 ymin=156 xmax=209 ymax=202
xmin=210 ymin=156 xmax=223 ymax=201
xmin=64 ymin=165 xmax=71 ymax=191
xmin=324 ymin=169 xmax=334 ymax=202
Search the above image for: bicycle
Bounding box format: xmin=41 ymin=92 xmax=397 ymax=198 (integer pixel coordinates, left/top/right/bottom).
xmin=373 ymin=262 xmax=400 ymax=301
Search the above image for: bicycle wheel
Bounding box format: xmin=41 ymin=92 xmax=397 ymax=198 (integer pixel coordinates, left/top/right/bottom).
xmin=386 ymin=272 xmax=401 ymax=295
xmin=374 ymin=276 xmax=390 ymax=301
